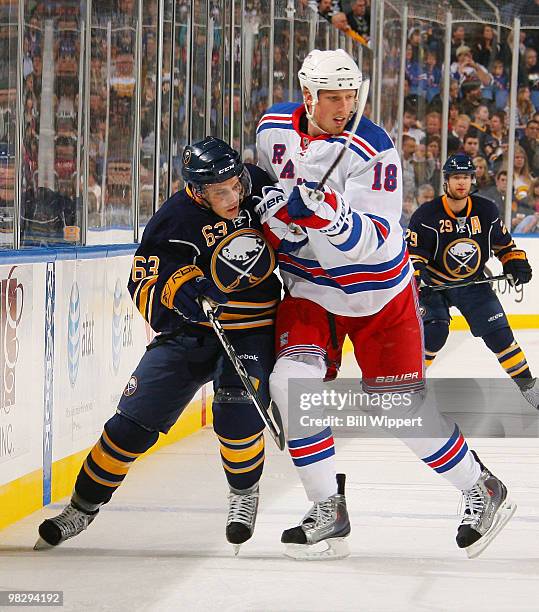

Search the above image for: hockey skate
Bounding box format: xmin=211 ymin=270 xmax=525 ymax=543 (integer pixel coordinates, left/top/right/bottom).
xmin=516 ymin=377 xmax=539 ymax=409
xmin=34 ymin=501 xmax=98 ymax=550
xmin=226 ymin=483 xmax=259 ymax=555
xmin=456 ymin=451 xmax=516 ymax=559
xmin=281 ymin=473 xmax=350 ymax=560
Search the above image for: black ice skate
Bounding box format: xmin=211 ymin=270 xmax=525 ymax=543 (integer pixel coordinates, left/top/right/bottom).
xmin=226 ymin=483 xmax=259 ymax=555
xmin=457 ymin=451 xmax=516 ymax=558
xmin=34 ymin=501 xmax=98 ymax=550
xmin=281 ymin=473 xmax=351 ymax=560
xmin=516 ymin=377 xmax=539 ymax=409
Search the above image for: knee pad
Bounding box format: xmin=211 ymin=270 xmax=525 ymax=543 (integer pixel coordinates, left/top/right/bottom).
xmin=212 ymin=387 xmax=265 ymax=439
xmin=104 ymin=412 xmax=159 ymax=455
xmin=482 ymin=326 xmax=514 ymax=354
xmin=423 ymin=320 xmax=450 ymax=353
xmin=269 ymin=356 xmax=327 ymax=436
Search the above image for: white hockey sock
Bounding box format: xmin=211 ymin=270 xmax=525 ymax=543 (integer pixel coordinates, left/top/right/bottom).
xmin=402 ymin=424 xmax=481 ymax=491
xmin=288 ymin=427 xmax=338 ymax=501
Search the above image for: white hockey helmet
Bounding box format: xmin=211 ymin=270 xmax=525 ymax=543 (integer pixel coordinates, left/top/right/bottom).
xmin=298 ymin=49 xmax=363 ymax=125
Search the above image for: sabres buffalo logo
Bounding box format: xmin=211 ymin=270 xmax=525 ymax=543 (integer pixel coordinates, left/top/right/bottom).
xmin=211 ymin=228 xmax=275 ymax=292
xmin=443 ymin=238 xmax=481 ymax=279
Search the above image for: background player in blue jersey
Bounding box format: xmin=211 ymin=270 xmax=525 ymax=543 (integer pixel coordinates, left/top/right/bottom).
xmin=406 ymin=154 xmax=537 ymax=408
xmin=35 ymin=138 xmax=281 ymax=553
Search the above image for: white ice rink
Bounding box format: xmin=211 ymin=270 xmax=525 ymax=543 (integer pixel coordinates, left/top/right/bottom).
xmin=2 ymin=330 xmax=539 ymax=612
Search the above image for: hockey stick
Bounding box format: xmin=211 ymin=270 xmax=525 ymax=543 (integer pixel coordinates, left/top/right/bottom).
xmin=315 ymin=78 xmax=370 ymax=192
xmin=429 ymin=273 xmax=512 ymax=292
xmin=199 ymin=298 xmax=286 ymax=451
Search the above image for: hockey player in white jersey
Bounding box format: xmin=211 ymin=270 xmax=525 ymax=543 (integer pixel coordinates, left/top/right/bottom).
xmin=255 ymin=49 xmax=515 ymax=560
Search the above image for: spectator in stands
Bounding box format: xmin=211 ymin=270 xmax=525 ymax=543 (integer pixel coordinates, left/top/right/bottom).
xmin=401 ymin=134 xmax=417 ymax=199
xmin=491 ymin=59 xmax=509 ymax=104
xmin=489 ymin=110 xmax=507 ymax=143
xmin=448 ymin=113 xmax=471 ymax=155
xmin=513 ymin=144 xmax=533 ymax=201
xmin=423 ymin=50 xmax=441 ymax=99
xmin=392 ymin=107 xmax=425 ymax=144
xmin=470 ymin=104 xmax=490 ymax=134
xmin=451 ymin=45 xmax=492 ymax=88
xmin=463 ymin=131 xmax=481 ymax=158
xmin=517 ymin=86 xmax=535 ymax=129
xmin=519 ymin=119 xmax=539 ymax=175
xmin=459 ymin=80 xmax=483 ymax=117
xmin=448 ymin=102 xmax=459 ymax=130
xmin=424 ymin=111 xmax=441 ymax=140
xmin=400 ymin=193 xmax=417 ymax=229
xmin=331 ymin=12 xmax=351 ymax=34
xmin=473 ymin=156 xmax=492 ymax=191
xmin=451 ymin=25 xmax=467 ymax=63
xmin=405 ymin=43 xmax=423 ymax=93
xmin=414 ymin=142 xmax=437 ymax=188
xmin=523 ymin=47 xmax=539 ymax=91
xmin=483 ymin=135 xmax=503 ymax=174
xmin=408 ymin=27 xmax=422 ymax=63
xmin=427 ymin=135 xmax=441 ymax=162
xmin=513 ymin=178 xmax=539 ymax=233
xmin=449 ymin=79 xmax=460 ymax=105
xmin=346 ymin=0 xmax=370 ymax=40
xmin=479 ymin=169 xmax=508 ymax=213
xmin=417 ymin=183 xmax=436 ymax=205
xmin=473 ymin=25 xmax=506 ymax=72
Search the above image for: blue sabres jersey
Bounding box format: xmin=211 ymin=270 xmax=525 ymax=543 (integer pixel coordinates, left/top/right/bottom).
xmin=128 ymin=164 xmax=281 ymax=332
xmin=406 ymin=194 xmax=515 ymax=285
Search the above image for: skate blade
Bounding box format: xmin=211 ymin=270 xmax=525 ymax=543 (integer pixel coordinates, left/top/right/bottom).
xmin=232 ymin=544 xmax=241 ymax=556
xmin=284 ymin=537 xmax=349 ymax=561
xmin=33 ymin=537 xmax=54 ymax=551
xmin=465 ymin=499 xmax=517 ymax=559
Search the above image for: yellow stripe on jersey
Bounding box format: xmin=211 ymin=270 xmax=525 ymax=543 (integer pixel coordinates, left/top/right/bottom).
xmin=218 ymin=308 xmax=276 ymax=321
xmin=137 ymin=275 xmax=158 ymax=320
xmin=226 ymin=299 xmax=279 ymax=309
xmin=198 ymin=319 xmax=274 ymax=330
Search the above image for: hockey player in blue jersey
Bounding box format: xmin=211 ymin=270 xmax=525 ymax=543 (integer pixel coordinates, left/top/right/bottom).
xmin=35 ymin=138 xmax=281 ymax=553
xmin=406 ymin=153 xmax=537 ymax=408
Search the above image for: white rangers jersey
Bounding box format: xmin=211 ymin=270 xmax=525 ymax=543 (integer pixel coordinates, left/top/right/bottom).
xmin=256 ymin=102 xmax=412 ymax=316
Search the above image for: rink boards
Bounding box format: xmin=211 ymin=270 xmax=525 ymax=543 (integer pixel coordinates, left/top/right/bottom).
xmin=0 ymin=246 xmax=210 ymax=530
xmin=0 ymin=237 xmax=538 ymax=531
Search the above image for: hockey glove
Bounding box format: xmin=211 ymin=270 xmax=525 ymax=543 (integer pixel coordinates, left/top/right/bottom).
xmin=161 ymin=265 xmax=228 ymax=323
xmin=413 ymin=266 xmax=435 ymax=299
xmin=499 ymin=249 xmax=532 ymax=286
xmin=255 ymin=185 xmax=308 ymax=253
xmin=287 ymin=182 xmax=350 ymax=235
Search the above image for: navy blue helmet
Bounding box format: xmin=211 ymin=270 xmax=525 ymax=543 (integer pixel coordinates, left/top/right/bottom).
xmin=181 ymin=137 xmax=244 ymax=186
xmin=443 ymin=154 xmax=475 ymax=179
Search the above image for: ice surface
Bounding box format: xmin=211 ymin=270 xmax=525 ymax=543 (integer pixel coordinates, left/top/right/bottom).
xmin=1 ymin=331 xmax=539 ymax=612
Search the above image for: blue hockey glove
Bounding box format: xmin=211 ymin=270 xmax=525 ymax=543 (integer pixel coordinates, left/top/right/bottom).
xmin=161 ymin=265 xmax=228 ymax=322
xmin=414 ymin=266 xmax=435 ymax=299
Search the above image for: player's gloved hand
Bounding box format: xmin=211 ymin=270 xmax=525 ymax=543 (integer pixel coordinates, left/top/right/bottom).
xmin=255 ymin=185 xmax=308 ymax=253
xmin=287 ymin=182 xmax=349 ymax=235
xmin=500 ymin=249 xmax=532 ymax=286
xmin=161 ymin=265 xmax=228 ymax=322
xmin=414 ymin=266 xmax=434 ymax=299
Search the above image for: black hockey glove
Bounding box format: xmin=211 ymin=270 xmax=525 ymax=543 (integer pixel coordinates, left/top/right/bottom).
xmin=413 ymin=266 xmax=435 ymax=299
xmin=161 ymin=265 xmax=228 ymax=322
xmin=500 ymin=250 xmax=532 ymax=286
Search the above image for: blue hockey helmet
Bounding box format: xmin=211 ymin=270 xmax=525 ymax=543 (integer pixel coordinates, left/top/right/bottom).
xmin=181 ymin=137 xmax=244 ymax=185
xmin=442 ymin=154 xmax=476 ymax=179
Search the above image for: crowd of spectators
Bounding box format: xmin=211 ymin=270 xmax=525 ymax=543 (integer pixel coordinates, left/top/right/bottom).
xmin=391 ymin=19 xmax=539 ymax=233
